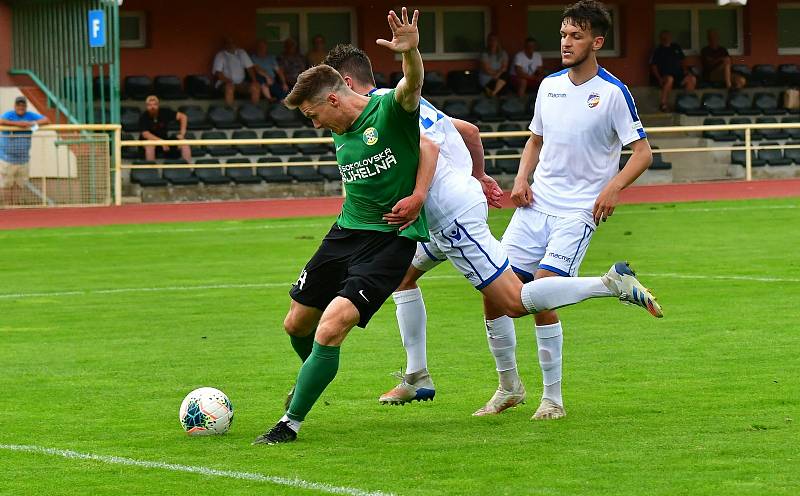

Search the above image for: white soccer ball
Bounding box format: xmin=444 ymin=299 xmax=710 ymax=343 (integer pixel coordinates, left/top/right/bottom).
xmin=179 ymin=387 xmax=234 ymax=436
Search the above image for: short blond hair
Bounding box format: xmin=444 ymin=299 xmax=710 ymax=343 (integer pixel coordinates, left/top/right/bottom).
xmin=284 ymin=65 xmax=348 ymax=109
xmin=145 ymin=95 xmax=159 ymax=104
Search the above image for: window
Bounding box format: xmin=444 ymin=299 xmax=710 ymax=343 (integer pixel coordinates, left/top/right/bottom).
xmin=527 ymin=5 xmax=620 ymax=58
xmin=407 ymin=7 xmax=490 ymax=60
xmin=120 ymin=11 xmax=146 ymax=48
xmin=255 ymin=8 xmax=357 ymax=55
xmin=778 ymin=4 xmax=800 ymax=54
xmin=654 ymin=5 xmax=743 ymax=55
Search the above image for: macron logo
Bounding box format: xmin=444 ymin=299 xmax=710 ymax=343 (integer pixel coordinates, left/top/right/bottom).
xmin=548 ymin=92 xmax=567 ymax=98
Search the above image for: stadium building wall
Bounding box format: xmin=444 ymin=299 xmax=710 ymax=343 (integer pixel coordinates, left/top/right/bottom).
xmin=0 ymin=0 xmax=12 ymax=86
xmin=116 ymin=0 xmax=800 ymax=87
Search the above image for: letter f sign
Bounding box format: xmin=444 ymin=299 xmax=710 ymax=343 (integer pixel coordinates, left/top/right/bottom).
xmin=88 ymin=10 xmax=105 ymax=47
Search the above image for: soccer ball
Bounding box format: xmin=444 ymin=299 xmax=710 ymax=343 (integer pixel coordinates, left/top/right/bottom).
xmin=179 ymin=387 xmax=234 ymax=436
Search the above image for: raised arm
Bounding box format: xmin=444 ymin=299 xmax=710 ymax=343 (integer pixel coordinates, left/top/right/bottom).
xmin=376 ymin=8 xmax=423 ymax=113
xmin=510 ymin=133 xmax=543 ymax=207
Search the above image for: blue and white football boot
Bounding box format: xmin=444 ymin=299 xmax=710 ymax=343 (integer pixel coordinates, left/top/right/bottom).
xmin=601 ymin=261 xmax=664 ymax=318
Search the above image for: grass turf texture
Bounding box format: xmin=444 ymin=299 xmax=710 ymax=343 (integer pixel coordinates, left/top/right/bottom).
xmin=1 ymin=197 xmax=798 ymax=496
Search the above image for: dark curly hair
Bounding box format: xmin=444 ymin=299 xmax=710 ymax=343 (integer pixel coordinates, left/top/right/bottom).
xmin=561 ymin=0 xmax=612 ymax=38
xmin=321 ymin=44 xmax=376 ymax=88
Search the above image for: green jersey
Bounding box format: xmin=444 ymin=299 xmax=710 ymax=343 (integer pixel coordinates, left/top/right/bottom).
xmin=332 ymin=89 xmax=429 ymax=242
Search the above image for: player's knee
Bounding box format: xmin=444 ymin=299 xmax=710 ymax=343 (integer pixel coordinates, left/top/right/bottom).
xmin=535 ymin=310 xmax=559 ymax=326
xmin=283 ymin=312 xmax=309 ymax=337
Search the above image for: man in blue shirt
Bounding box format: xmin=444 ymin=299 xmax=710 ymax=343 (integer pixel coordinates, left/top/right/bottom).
xmin=0 ymin=96 xmax=50 ymax=204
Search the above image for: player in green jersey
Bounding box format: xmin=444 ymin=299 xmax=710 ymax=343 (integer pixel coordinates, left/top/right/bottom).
xmin=253 ymin=7 xmax=436 ymax=445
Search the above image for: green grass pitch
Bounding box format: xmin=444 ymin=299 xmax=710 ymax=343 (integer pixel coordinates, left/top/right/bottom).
xmin=1 ymin=197 xmax=798 ymax=495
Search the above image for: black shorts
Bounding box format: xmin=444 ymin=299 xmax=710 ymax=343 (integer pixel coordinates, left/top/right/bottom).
xmin=289 ymin=223 xmax=416 ymax=328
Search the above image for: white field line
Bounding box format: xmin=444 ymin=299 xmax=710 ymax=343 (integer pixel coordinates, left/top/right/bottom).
xmin=0 ymin=444 xmax=395 ymax=496
xmin=1 ymin=204 xmax=796 ymax=238
xmin=0 ymin=272 xmax=797 ymax=301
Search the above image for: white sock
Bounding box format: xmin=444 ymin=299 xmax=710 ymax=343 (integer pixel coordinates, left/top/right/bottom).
xmin=393 ymin=287 xmax=428 ymax=375
xmin=536 ymin=322 xmax=563 ymax=406
xmin=485 ymin=316 xmax=519 ymax=390
xmin=280 ymin=414 xmax=302 ymax=433
xmin=521 ymin=276 xmax=613 ymax=313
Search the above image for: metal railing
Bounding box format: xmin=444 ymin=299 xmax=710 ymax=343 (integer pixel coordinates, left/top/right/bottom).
xmin=10 ymin=0 xmax=121 ymax=125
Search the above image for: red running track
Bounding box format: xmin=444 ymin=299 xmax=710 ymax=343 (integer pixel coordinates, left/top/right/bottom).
xmin=1 ymin=178 xmax=799 ymax=230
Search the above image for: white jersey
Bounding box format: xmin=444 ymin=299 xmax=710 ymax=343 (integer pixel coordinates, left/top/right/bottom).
xmin=370 ymin=88 xmax=484 ymax=231
xmin=529 ymin=67 xmax=646 ymax=226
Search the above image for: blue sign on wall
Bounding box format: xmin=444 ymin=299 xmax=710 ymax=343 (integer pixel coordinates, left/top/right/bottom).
xmin=88 ymin=10 xmax=106 ymax=48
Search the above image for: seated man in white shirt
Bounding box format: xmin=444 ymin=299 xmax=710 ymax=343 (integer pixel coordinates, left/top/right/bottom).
xmin=212 ymin=37 xmax=260 ymax=106
xmin=511 ymin=37 xmax=545 ymax=97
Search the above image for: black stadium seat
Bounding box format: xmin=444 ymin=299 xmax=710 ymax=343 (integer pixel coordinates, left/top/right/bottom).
xmin=163 ymin=166 xmax=199 ymax=185
xmin=208 ymin=105 xmax=240 ymax=129
xmin=154 ymin=75 xmax=187 ymax=99
xmin=179 ymin=105 xmax=212 ymax=131
xmin=182 ymin=131 xmax=206 ymax=157
xmin=93 ymin=76 xmax=112 ymax=100
xmin=702 ymin=92 xmax=733 ymax=116
xmin=124 ymin=76 xmax=152 ymax=100
xmin=200 ymin=131 xmax=237 ymax=157
xmin=423 ymin=71 xmax=451 ymax=96
xmin=779 ymin=64 xmax=800 ymax=86
xmin=493 ymin=148 xmax=520 ymax=174
xmin=500 ymin=97 xmax=529 ymax=121
xmin=756 ymin=117 xmax=790 ymax=140
xmin=472 ymin=98 xmax=502 ymax=122
xmin=225 ymin=159 xmax=262 ymax=184
xmin=731 ymin=144 xmax=766 ymax=167
xmin=732 ymin=64 xmax=751 ymax=79
xmin=238 ymin=103 xmax=270 ymax=128
xmin=442 ymin=100 xmax=472 ymax=121
xmin=256 ymin=157 xmax=293 ymax=183
xmin=194 ymin=164 xmax=232 ymax=184
xmin=318 ymin=155 xmax=341 ymax=181
xmin=676 ymin=93 xmax=705 ymax=115
xmin=130 ymin=168 xmax=167 ymax=186
xmin=729 ymin=117 xmax=752 ymax=141
xmin=121 ymin=106 xmax=141 ymax=132
xmin=294 ymin=129 xmax=330 ymax=155
xmin=498 ymin=122 xmax=527 ymax=148
xmin=784 ymin=141 xmax=800 ymax=164
xmin=231 ymin=129 xmax=262 ymax=155
xmin=782 ymin=116 xmax=800 ymax=140
xmin=185 ymin=75 xmax=215 ymax=99
xmin=373 ymin=72 xmax=388 ymax=88
xmin=447 ymin=70 xmax=481 ymax=95
xmin=390 ymin=71 xmax=404 ymax=87
xmin=729 ymin=92 xmax=758 ymax=116
xmin=757 ymin=142 xmax=791 ymax=166
xmin=754 ymin=93 xmax=784 ymax=116
xmin=478 ymin=123 xmax=502 ymax=150
xmin=650 ymin=146 xmax=672 ymax=170
xmin=121 ymin=133 xmax=142 ymax=159
xmin=751 ymin=65 xmax=778 ymax=86
xmin=288 ymin=157 xmax=324 ymax=182
xmin=269 ymin=105 xmax=304 ymax=128
xmin=702 ymin=118 xmax=736 ymax=142
xmin=262 ymin=130 xmax=296 ymax=156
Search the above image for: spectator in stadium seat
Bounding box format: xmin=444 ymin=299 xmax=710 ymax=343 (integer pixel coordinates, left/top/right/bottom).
xmin=479 ymin=33 xmax=510 ymax=97
xmin=213 ymin=37 xmax=261 ymax=106
xmin=139 ymin=95 xmax=191 ymax=163
xmin=278 ymin=38 xmax=308 ymax=89
xmin=306 ymin=35 xmax=327 ymax=67
xmin=701 ymin=29 xmax=746 ymax=90
xmin=250 ymin=39 xmax=289 ymax=102
xmin=511 ymin=37 xmax=544 ymax=97
xmin=0 ymin=96 xmax=50 ymax=205
xmin=650 ymin=30 xmax=697 ymax=112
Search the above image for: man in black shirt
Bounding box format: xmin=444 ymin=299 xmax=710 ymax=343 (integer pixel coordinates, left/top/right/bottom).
xmin=650 ymin=30 xmax=696 ymax=112
xmin=701 ymin=29 xmax=746 ymax=90
xmin=139 ymin=95 xmax=191 ymax=162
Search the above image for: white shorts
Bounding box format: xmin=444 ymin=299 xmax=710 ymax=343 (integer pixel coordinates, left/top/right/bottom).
xmin=412 ymin=203 xmax=509 ymax=290
xmin=501 ymin=208 xmax=594 ymax=281
xmin=0 ymin=161 xmax=29 ymax=188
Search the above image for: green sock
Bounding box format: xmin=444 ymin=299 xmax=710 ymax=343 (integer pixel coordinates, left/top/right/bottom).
xmin=290 ymin=330 xmax=316 ymax=362
xmin=286 ymin=341 xmax=340 ymax=422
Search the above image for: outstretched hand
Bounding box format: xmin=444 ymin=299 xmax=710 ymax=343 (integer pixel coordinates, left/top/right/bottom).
xmin=376 ymin=7 xmax=419 ymax=53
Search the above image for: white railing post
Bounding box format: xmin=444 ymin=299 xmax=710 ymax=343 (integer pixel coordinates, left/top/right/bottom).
xmin=745 ymin=127 xmax=752 ymax=182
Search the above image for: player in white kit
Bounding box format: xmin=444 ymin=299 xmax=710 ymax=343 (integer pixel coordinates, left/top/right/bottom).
xmin=494 ymin=0 xmax=661 ymax=420
xmin=322 ymin=41 xmax=662 ymax=417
